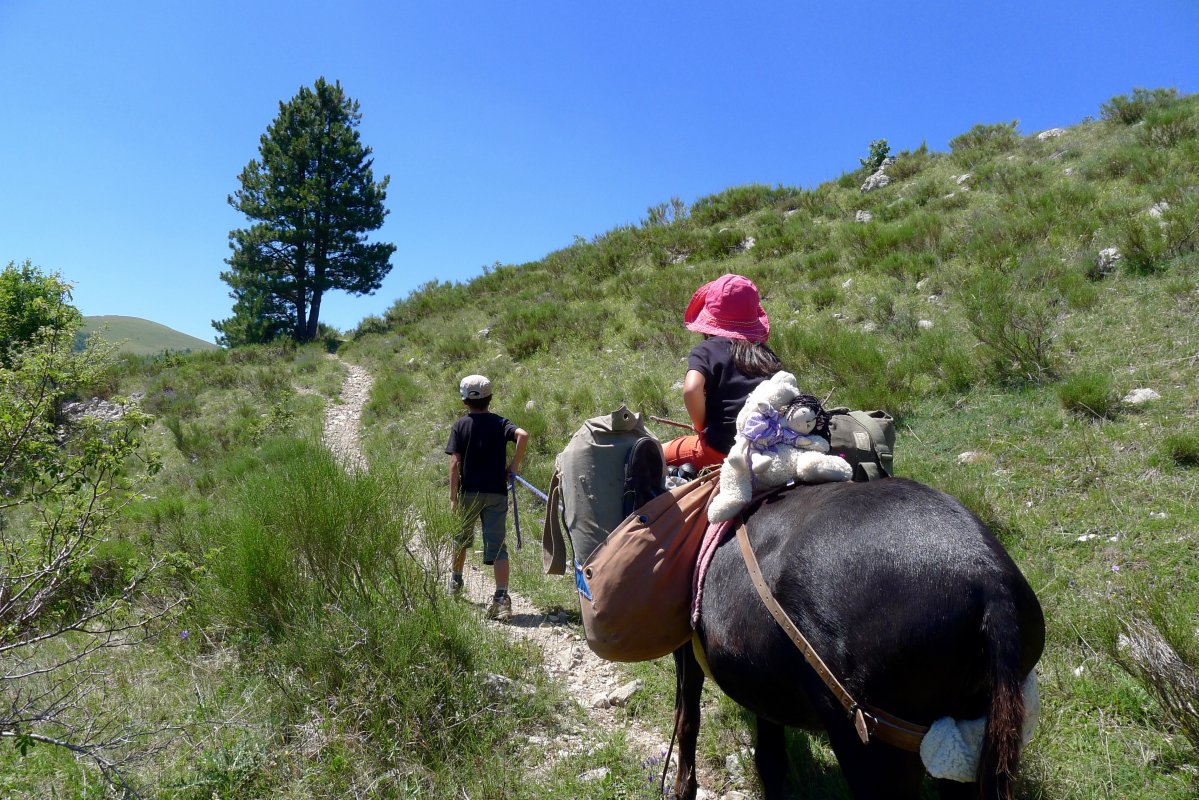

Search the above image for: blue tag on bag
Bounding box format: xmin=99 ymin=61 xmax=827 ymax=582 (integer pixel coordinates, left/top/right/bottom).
xmin=574 ymin=560 xmax=592 ymax=601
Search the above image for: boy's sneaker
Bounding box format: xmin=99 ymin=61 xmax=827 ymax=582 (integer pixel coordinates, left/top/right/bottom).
xmin=447 ymin=573 xmax=464 ymax=597
xmin=486 ymin=592 xmax=512 ymax=622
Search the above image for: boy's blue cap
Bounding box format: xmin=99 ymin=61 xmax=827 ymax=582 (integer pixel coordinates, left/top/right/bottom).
xmin=459 ymin=374 xmax=492 ymax=400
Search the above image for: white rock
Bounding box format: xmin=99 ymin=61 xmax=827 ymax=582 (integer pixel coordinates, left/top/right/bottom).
xmin=608 ymin=679 xmax=642 ymax=707
xmin=880 ymin=156 xmax=897 ymax=168
xmin=1122 ymin=388 xmax=1160 ymax=405
xmin=1149 ymin=511 xmax=1168 ymax=520
xmin=854 ymin=209 xmax=873 ymax=223
xmin=720 ymin=793 xmax=751 ymax=800
xmin=590 ymin=692 xmax=610 ymax=709
xmin=918 ymin=319 xmax=934 ymax=330
xmin=842 ymin=278 xmax=854 ymax=288
xmin=784 ymin=208 xmax=800 ymax=217
xmin=1072 ymin=665 xmax=1085 ymax=677
xmin=1037 ymin=128 xmax=1066 ymax=141
xmin=860 ymin=171 xmax=891 ymax=193
xmin=525 ymin=399 xmax=537 ymax=411
xmin=407 ymin=357 xmax=416 ymax=365
xmin=1063 ymin=167 xmax=1075 ymax=176
xmin=580 ymin=767 xmax=610 ymax=782
xmin=477 ymin=327 xmax=491 ymax=338
xmin=861 ymin=321 xmax=878 ymax=333
xmin=957 ymin=451 xmax=986 ymax=465
xmin=1077 ymin=533 xmax=1098 ymax=542
xmin=1149 ymin=201 xmax=1170 ymax=218
xmin=955 ymin=173 xmax=972 ymax=185
xmin=739 ymin=236 xmax=756 ymax=252
xmin=1095 ymin=247 xmax=1122 ymax=276
xmin=916 ymin=278 xmax=929 ymax=290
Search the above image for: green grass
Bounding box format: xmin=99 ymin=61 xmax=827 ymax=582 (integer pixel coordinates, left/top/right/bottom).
xmin=81 ymin=315 xmax=219 ymax=354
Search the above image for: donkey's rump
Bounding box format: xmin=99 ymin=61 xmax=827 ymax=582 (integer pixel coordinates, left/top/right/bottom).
xmin=697 ymin=478 xmax=1044 ymax=727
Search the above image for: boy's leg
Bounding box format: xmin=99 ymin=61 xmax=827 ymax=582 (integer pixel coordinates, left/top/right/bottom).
xmin=450 ymin=493 xmax=482 ymax=594
xmin=479 ymin=493 xmax=512 ymax=620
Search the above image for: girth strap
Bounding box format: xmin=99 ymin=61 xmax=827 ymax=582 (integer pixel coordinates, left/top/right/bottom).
xmin=734 ymin=524 xmax=927 ymax=752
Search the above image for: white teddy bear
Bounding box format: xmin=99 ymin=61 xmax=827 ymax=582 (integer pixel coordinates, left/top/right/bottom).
xmin=708 ymin=371 xmax=852 ymax=523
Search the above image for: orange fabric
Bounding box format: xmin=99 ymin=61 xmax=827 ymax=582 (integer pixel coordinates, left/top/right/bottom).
xmin=663 ymin=434 xmax=727 ymax=470
xmin=578 ymin=470 xmax=720 ymax=662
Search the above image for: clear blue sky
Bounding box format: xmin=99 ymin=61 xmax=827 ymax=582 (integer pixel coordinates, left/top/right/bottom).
xmin=2 ymin=1 xmax=1196 ymax=344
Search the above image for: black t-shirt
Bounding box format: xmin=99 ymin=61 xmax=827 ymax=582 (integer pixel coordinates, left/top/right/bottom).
xmin=688 ymin=337 xmax=768 ymax=455
xmin=445 ymin=412 xmax=518 ymax=494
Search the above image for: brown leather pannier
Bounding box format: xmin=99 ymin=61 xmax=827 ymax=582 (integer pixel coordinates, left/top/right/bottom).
xmin=577 ymin=470 xmax=720 ymax=662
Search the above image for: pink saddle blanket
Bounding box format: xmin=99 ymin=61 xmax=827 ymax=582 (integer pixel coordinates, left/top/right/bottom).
xmin=691 ymin=517 xmax=737 ymax=628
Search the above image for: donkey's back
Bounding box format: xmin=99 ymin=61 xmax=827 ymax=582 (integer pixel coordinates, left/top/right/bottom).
xmin=696 ymin=478 xmax=1043 ymax=796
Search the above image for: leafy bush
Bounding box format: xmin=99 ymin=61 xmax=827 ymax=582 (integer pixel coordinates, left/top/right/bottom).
xmin=859 ymin=138 xmax=891 ymax=173
xmin=1056 ymin=370 xmax=1116 ymax=419
xmin=949 ymin=121 xmax=1021 ymax=166
xmin=1101 ymin=87 xmax=1179 ymax=125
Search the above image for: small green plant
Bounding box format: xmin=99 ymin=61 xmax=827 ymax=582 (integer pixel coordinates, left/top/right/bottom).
xmin=1101 ymin=87 xmax=1179 ymax=125
xmin=1161 ymin=431 xmax=1199 ymax=468
xmin=1056 ymin=370 xmax=1116 ymax=419
xmin=949 ymin=121 xmax=1021 ymax=166
xmin=859 ymin=138 xmax=891 ymax=173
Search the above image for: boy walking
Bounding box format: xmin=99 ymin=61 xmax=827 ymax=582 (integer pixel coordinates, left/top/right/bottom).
xmin=445 ymin=374 xmax=529 ymax=621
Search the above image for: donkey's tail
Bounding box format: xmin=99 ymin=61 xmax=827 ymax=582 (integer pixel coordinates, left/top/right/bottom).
xmin=976 ymin=591 xmax=1027 ymax=800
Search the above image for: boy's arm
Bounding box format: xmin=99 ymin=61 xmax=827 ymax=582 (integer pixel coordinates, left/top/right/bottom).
xmin=507 ymin=428 xmax=529 ymax=479
xmin=448 ymin=452 xmax=462 ymax=511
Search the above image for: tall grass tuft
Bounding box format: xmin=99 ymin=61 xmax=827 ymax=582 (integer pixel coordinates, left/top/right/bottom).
xmin=1056 ymin=370 xmax=1116 ymax=419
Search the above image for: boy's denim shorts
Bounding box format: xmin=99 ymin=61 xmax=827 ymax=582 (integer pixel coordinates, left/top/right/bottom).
xmin=456 ymin=491 xmax=509 ymax=564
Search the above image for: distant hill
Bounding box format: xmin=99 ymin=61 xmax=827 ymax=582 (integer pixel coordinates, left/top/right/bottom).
xmin=81 ymin=316 xmax=219 ymax=355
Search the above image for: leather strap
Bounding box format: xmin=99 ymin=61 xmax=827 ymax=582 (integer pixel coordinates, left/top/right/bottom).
xmin=735 ymin=524 xmax=927 ymax=752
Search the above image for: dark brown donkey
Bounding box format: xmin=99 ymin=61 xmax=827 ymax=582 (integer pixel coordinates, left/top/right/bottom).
xmin=670 ymin=478 xmax=1044 ymax=799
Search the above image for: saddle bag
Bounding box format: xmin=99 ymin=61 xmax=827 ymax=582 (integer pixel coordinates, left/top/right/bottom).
xmin=577 ymin=470 xmax=720 ymax=662
xmin=827 ymin=408 xmax=895 ymax=481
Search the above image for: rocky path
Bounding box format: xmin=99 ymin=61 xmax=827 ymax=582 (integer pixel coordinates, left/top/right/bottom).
xmin=319 ymin=358 xmax=739 ymax=798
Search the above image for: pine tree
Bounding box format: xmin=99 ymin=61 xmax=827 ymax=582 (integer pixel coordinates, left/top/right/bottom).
xmin=216 ymin=78 xmax=395 ymax=343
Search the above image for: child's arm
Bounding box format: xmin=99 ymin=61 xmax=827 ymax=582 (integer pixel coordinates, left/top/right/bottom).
xmin=448 ymin=452 xmax=462 ymax=511
xmin=683 ymin=369 xmax=707 ymax=435
xmin=508 ymin=428 xmax=529 ymax=478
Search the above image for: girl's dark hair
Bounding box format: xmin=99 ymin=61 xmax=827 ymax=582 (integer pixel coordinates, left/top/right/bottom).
xmin=730 ymin=339 xmax=783 ymax=378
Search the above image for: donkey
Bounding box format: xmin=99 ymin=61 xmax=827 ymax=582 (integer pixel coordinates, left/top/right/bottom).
xmin=668 ymin=477 xmax=1044 ymax=799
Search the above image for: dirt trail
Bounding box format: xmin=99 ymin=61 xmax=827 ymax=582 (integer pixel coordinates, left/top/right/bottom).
xmin=319 ymin=358 xmax=737 ymax=798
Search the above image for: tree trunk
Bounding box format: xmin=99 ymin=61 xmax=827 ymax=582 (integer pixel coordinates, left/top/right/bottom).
xmin=306 ymin=291 xmax=322 ymax=342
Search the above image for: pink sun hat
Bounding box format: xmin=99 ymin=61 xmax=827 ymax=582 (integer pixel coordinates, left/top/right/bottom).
xmin=683 ymin=273 xmax=770 ymax=343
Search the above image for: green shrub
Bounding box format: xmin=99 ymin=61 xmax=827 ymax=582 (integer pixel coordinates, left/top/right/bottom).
xmin=810 ymin=282 xmax=839 ymax=310
xmin=1056 ymin=370 xmax=1116 ymax=419
xmin=690 ymin=184 xmax=801 ymax=226
xmin=1101 ymin=87 xmax=1180 ymax=125
xmin=697 ymin=227 xmax=747 ymax=260
xmin=859 ymin=138 xmax=891 ymax=173
xmin=1161 ymin=431 xmax=1199 ymax=468
xmin=1142 ymin=104 xmax=1198 ymax=149
xmin=840 ymin=212 xmax=945 ymax=269
xmin=1119 ymin=216 xmax=1168 ymax=275
xmin=774 ymin=324 xmax=915 ymax=415
xmin=949 ymin=121 xmax=1021 ymax=166
xmin=958 ymin=266 xmax=1061 ymax=384
xmin=885 ymin=142 xmax=934 ymax=181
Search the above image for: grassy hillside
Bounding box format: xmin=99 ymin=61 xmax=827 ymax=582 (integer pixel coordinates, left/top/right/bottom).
xmin=4 ymin=87 xmax=1196 ymax=799
xmin=82 ymin=314 xmax=219 ymax=355
xmin=342 ymin=87 xmax=1199 ymax=798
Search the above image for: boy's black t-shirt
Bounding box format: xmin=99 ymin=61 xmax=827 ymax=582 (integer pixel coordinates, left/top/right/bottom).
xmin=688 ymin=336 xmax=768 ymax=455
xmin=445 ymin=411 xmax=518 ymax=494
